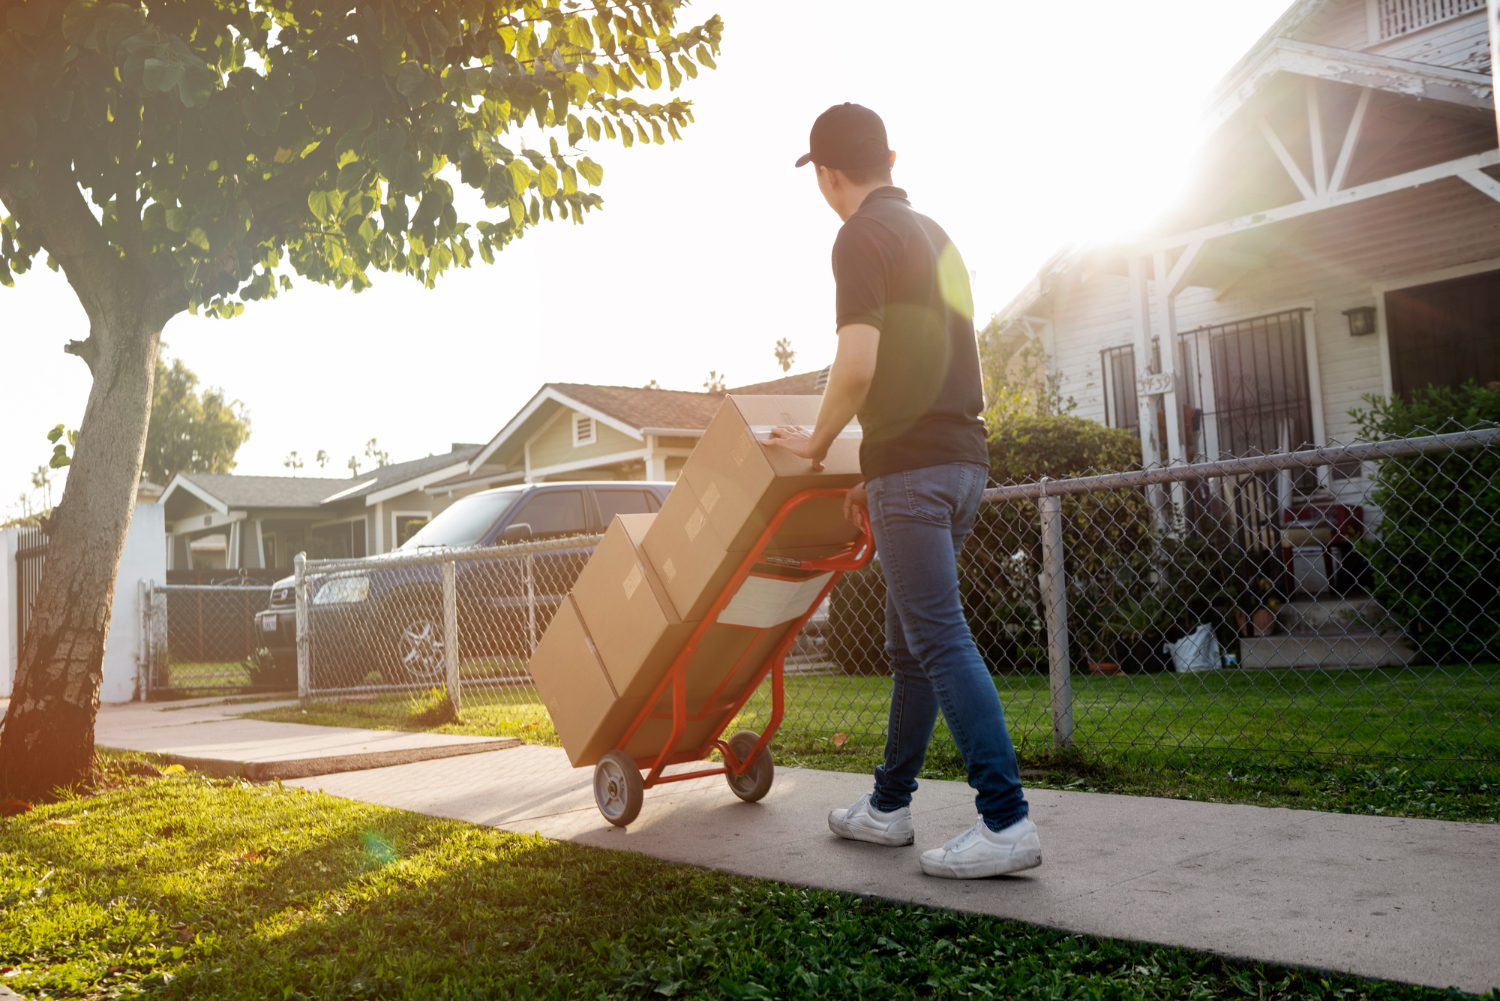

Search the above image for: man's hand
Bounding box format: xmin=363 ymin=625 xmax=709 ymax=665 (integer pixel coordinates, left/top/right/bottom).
xmin=843 ymin=481 xmax=868 ymax=527
xmin=764 ymin=425 xmax=827 ymax=471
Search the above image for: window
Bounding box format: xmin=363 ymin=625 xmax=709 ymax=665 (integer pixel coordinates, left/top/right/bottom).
xmin=400 ymin=487 xmax=524 ymax=549
xmin=1179 ymin=309 xmax=1314 ymax=460
xmin=394 ymin=514 xmax=430 ymax=548
xmin=572 ymin=413 xmax=596 ymax=446
xmin=1100 ymin=345 xmax=1139 ymax=431
xmin=595 ymin=488 xmax=658 ymax=524
xmin=1386 ymin=269 xmax=1500 ymax=398
xmin=1370 ymin=0 xmax=1482 ymax=40
xmin=510 ymin=490 xmax=588 ymax=538
xmin=1100 ymin=341 xmax=1160 ymax=432
xmin=307 ymin=519 xmax=367 ymax=559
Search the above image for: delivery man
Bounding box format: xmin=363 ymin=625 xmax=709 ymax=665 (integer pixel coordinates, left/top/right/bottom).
xmin=767 ymin=103 xmax=1041 ymax=879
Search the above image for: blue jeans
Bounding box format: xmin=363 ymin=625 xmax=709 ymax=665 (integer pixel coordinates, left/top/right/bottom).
xmin=865 ymin=461 xmax=1029 ymax=831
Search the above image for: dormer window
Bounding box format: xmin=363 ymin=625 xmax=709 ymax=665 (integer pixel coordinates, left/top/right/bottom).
xmin=1369 ymin=0 xmax=1483 ymax=41
xmin=572 ymin=413 xmax=596 ymax=447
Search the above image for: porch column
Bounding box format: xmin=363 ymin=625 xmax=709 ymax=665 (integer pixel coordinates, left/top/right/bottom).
xmin=1151 ymin=251 xmax=1187 ymax=468
xmin=1127 ymin=255 xmax=1162 ymax=468
xmin=644 ymin=436 xmax=667 ymax=481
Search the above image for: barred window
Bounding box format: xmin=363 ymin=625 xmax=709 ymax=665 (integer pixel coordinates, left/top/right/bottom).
xmin=1370 ymin=0 xmax=1483 ymax=40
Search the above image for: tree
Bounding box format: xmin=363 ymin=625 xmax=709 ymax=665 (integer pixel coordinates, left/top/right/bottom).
xmin=703 ymin=370 xmax=726 ymax=393
xmin=142 ymin=355 xmax=251 ymax=484
xmin=29 ymin=464 xmax=53 ymax=509
xmin=364 ymin=437 xmax=390 ymax=468
xmin=0 ymin=0 xmax=722 ymax=799
xmin=314 ymin=449 xmax=330 ymax=470
xmin=774 ymin=337 xmax=794 ymax=373
xmin=283 ymin=450 xmax=304 ymax=474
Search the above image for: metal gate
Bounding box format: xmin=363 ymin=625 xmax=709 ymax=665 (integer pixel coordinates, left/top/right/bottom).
xmin=143 ymin=583 xmax=279 ymax=693
xmin=14 ymin=527 xmax=46 ymax=654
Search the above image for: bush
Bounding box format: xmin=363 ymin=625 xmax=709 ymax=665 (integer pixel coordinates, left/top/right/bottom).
xmin=1352 ymin=383 xmax=1500 ymax=664
xmin=245 ymin=646 xmax=295 ymax=689
xmin=971 ymin=415 xmax=1152 ymax=672
xmin=826 ymin=416 xmax=1163 ymax=675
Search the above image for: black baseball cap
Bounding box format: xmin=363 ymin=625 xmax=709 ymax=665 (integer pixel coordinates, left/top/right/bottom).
xmin=795 ymin=103 xmax=890 ymax=169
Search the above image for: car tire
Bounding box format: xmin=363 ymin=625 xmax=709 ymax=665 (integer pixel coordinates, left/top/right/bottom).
xmin=386 ymin=605 xmax=447 ymax=684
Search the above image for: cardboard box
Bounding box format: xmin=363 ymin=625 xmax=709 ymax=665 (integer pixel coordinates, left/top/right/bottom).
xmin=526 ymin=594 xmax=647 ymax=767
xmin=574 ymin=512 xmax=813 ymax=712
xmin=570 ymin=513 xmax=696 ymax=700
xmin=536 ymin=514 xmax=819 ymax=767
xmin=643 ymin=472 xmax=847 ymax=622
xmin=680 ymin=395 xmax=863 ymax=551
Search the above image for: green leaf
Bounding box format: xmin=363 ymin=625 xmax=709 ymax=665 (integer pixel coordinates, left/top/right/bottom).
xmin=586 ymin=117 xmax=601 ymax=142
xmin=141 ymin=57 xmax=181 ymax=93
xmin=307 ymin=189 xmax=344 ymax=220
xmin=396 ymin=62 xmax=425 ymax=98
xmin=536 ymin=165 xmax=558 ymax=197
xmin=577 ymin=157 xmax=603 ymax=186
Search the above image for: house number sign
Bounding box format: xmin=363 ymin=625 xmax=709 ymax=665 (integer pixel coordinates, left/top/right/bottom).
xmin=1136 ymin=372 xmax=1174 ymax=396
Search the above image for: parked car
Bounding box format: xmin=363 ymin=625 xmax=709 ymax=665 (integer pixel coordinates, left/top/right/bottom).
xmin=255 ymin=481 xmax=672 ymax=684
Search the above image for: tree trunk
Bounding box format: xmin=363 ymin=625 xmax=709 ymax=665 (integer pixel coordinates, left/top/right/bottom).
xmin=0 ymin=313 xmax=161 ymax=800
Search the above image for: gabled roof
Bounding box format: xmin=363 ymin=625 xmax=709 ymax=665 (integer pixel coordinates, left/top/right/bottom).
xmin=468 ymin=373 xmax=830 ymax=473
xmin=322 ymin=444 xmax=482 ymax=504
xmin=548 ymin=383 xmax=727 ymax=434
xmin=164 ymin=473 xmax=352 ymax=511
xmin=159 ymin=444 xmax=484 ymax=515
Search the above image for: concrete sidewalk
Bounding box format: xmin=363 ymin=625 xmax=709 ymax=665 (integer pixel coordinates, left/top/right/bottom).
xmin=93 ymin=698 xmax=518 ymax=779
xmin=93 ymin=701 xmax=1498 ymax=995
xmin=293 ymin=746 xmax=1498 ymax=996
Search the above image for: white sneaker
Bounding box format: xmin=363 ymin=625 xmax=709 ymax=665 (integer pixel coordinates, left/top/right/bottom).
xmin=828 ymin=793 xmax=914 ymax=846
xmin=919 ymin=816 xmax=1042 ymax=879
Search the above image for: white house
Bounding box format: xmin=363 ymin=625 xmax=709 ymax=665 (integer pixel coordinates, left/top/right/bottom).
xmin=997 ymin=0 xmax=1497 ymax=478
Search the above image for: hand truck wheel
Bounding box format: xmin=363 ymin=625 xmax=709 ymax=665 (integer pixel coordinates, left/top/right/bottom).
xmin=593 ymin=751 xmax=644 ymax=827
xmin=724 ymin=730 xmax=774 ymax=803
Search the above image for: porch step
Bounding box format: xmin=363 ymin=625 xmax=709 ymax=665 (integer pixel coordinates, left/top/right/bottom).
xmin=1275 ymin=596 xmax=1396 ymax=635
xmin=1238 ymin=632 xmax=1417 ymax=670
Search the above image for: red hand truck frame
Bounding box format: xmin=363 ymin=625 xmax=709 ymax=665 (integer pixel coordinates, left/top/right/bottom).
xmin=591 ymin=487 xmax=875 ymax=826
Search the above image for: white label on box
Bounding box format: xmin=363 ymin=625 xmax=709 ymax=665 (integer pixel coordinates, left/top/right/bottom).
xmin=717 ymin=572 xmax=834 ymax=629
xmin=747 ymin=424 xmax=863 ymax=441
xmin=661 ymin=557 xmax=677 ymax=582
xmin=685 ymin=507 xmax=706 ymax=542
xmin=700 ymin=480 xmax=721 ymax=514
xmin=622 ymin=564 xmax=643 ymax=601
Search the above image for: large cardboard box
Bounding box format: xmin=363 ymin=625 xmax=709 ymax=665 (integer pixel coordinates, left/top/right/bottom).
xmin=535 ymin=517 xmax=819 ymax=768
xmin=573 ymin=512 xmax=814 ymax=712
xmin=643 ymin=474 xmax=842 ymax=622
xmin=527 ymin=595 xmax=647 ymax=767
xmin=642 ymin=396 xmax=863 ymax=622
xmin=678 ymin=395 xmax=863 ymax=551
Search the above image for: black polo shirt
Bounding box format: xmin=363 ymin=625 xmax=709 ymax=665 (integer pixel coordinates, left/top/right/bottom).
xmin=832 ymin=186 xmax=988 ymax=480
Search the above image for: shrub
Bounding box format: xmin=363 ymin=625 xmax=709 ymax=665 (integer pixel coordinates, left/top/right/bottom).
xmin=972 ymin=415 xmax=1153 ymax=672
xmin=1352 ymin=383 xmax=1500 ymax=665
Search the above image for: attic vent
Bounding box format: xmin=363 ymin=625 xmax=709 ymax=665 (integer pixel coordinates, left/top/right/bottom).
xmin=1371 ymin=0 xmax=1482 ymax=40
xmin=572 ymin=413 xmax=596 ymax=447
xmin=814 ymin=366 xmax=832 ymax=393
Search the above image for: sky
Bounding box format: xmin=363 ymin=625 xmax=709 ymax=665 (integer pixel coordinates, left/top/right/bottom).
xmin=1 ymin=0 xmax=1293 ymax=517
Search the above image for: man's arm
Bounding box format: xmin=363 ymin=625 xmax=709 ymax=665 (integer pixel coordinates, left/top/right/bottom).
xmin=766 ymin=323 xmax=879 ymax=470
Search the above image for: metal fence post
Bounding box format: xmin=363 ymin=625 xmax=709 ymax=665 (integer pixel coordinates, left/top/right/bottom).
xmin=443 ymin=558 xmax=460 ymax=711
xmin=294 ymin=553 xmax=310 ymax=703
xmin=137 ymin=579 xmax=149 ymax=700
xmin=1038 ymin=486 xmax=1074 ymax=749
xmin=525 ymin=553 xmax=537 ymax=654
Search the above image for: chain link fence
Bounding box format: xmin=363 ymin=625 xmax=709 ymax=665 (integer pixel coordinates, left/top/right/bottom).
xmin=295 ymin=428 xmax=1499 ymax=780
xmin=143 ymin=584 xmax=276 ymax=693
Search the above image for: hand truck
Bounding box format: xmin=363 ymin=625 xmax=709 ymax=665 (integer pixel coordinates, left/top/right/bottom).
xmin=591 ymin=487 xmax=875 ymax=826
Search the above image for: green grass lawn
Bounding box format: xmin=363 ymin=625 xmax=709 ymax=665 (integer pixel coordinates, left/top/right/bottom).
xmin=1 ymin=755 xmax=1489 ymax=1000
xmin=249 ymin=664 xmax=1500 ymax=823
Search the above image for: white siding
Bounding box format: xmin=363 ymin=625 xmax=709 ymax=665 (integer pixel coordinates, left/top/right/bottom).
xmin=1369 ymin=10 xmax=1490 ymax=72
xmin=1038 ymin=177 xmax=1500 ymax=447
